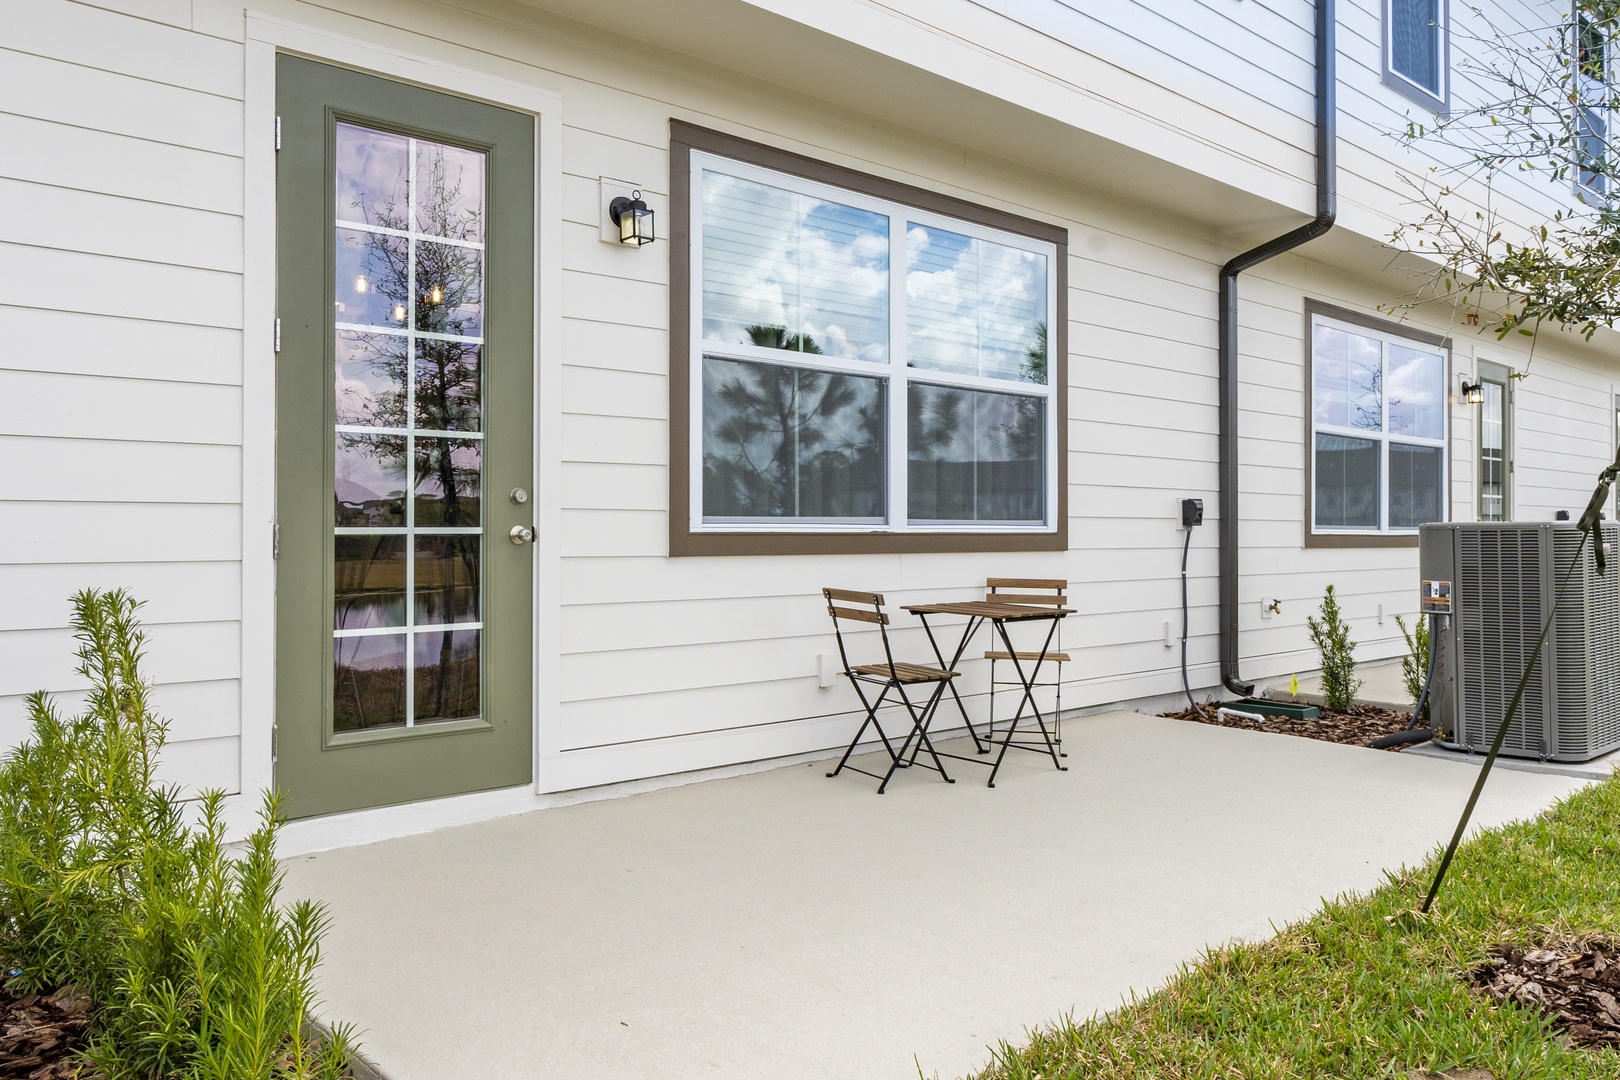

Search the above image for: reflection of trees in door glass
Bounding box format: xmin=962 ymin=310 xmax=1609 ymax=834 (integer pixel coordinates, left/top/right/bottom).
xmin=333 ymin=128 xmax=488 ymax=730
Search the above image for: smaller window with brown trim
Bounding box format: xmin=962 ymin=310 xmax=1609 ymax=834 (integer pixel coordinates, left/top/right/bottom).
xmin=669 ymin=123 xmax=1068 ymax=556
xmin=1309 ymin=308 xmax=1449 ymax=538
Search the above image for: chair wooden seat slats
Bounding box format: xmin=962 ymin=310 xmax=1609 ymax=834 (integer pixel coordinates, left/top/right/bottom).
xmin=821 ymin=587 xmax=956 ymax=793
xmin=849 ymin=661 xmax=957 ymax=683
xmin=984 ymin=578 xmax=1068 ymax=759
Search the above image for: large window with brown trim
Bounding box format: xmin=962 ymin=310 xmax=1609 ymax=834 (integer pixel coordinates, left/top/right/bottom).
xmin=670 ymin=123 xmax=1067 ymax=556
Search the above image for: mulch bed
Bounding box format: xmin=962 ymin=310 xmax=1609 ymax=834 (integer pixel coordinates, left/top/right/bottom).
xmin=0 ymin=972 xmax=94 ymax=1080
xmin=1472 ymin=942 xmax=1620 ymax=1050
xmin=1159 ymin=700 xmax=1428 ymax=750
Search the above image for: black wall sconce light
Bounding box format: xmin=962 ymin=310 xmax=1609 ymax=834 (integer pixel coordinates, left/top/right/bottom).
xmin=608 ymin=190 xmax=655 ymax=247
xmin=1460 ymin=377 xmax=1484 ymax=405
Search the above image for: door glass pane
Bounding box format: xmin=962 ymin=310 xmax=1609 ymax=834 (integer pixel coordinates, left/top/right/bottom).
xmin=908 ymin=384 xmax=1045 ymax=523
xmin=333 ymin=122 xmax=488 ymax=732
xmin=1315 ymin=433 xmax=1380 ymax=528
xmin=334 ymin=634 xmax=408 ymax=733
xmin=1480 ymin=380 xmax=1506 ymax=521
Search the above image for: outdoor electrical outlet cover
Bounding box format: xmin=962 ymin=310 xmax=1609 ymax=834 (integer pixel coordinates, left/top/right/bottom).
xmin=816 ymin=653 xmax=837 ymax=688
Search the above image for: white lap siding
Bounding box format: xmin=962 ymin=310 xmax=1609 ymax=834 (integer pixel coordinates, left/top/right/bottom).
xmin=0 ymin=0 xmax=246 ymax=794
xmin=4 ymin=0 xmax=1620 ymax=820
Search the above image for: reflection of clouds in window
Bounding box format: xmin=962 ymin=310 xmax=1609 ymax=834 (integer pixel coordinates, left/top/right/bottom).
xmin=336 ymin=123 xmax=409 ymax=227
xmin=1312 ymin=323 xmax=1382 ymax=431
xmin=701 ymin=171 xmax=889 ymax=362
xmin=906 ymin=225 xmax=1047 ymax=382
xmin=1387 ymin=345 xmax=1443 ymax=438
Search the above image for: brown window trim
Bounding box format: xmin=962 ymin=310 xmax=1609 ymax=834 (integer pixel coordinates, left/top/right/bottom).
xmin=668 ymin=119 xmax=1069 ymax=557
xmin=1302 ymin=300 xmax=1451 ymax=550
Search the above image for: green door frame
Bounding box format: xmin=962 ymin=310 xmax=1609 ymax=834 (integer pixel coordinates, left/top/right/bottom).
xmin=275 ymin=55 xmax=536 ymax=819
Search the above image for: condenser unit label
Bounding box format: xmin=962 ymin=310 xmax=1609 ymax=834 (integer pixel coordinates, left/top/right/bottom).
xmin=1422 ymin=579 xmax=1452 ymax=613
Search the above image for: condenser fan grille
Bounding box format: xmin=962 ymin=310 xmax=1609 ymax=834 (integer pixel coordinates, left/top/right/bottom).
xmin=1458 ymin=527 xmax=1544 ymax=755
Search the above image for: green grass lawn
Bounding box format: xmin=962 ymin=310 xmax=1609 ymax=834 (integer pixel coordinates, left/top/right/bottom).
xmin=968 ymin=774 xmax=1620 ymax=1080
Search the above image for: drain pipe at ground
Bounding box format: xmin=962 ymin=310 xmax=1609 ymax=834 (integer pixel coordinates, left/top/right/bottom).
xmin=1219 ymin=0 xmax=1339 ymax=696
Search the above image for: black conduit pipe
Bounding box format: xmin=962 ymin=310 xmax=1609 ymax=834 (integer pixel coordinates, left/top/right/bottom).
xmin=1220 ymin=0 xmax=1339 ymax=696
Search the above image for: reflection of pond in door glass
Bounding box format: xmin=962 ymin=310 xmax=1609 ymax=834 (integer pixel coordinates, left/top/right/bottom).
xmin=332 ymin=121 xmax=489 ymax=733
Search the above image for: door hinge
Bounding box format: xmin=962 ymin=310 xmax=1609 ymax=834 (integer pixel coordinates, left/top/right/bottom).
xmin=272 ymin=521 xmax=280 ymax=559
xmin=271 ymin=725 xmax=279 ymax=763
xmin=275 ymin=115 xmax=281 ymax=151
xmin=274 ymin=317 xmax=281 ymax=353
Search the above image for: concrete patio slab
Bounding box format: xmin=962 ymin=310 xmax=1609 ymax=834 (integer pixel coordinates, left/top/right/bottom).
xmin=282 ymin=712 xmax=1593 ymax=1080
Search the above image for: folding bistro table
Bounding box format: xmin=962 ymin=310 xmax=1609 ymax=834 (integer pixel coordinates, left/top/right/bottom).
xmin=901 ymin=599 xmax=1072 ymax=787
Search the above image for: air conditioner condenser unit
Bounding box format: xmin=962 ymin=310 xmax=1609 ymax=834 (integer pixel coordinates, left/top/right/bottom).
xmin=1419 ymin=521 xmax=1620 ymax=763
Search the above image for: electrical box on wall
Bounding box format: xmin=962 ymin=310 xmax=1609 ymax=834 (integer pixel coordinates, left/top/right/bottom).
xmin=1180 ymin=498 xmax=1204 ymax=528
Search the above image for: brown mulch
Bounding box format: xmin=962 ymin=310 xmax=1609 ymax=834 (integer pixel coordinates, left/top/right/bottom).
xmin=1159 ymin=699 xmax=1428 ymax=750
xmin=1471 ymin=942 xmax=1620 ymax=1050
xmin=0 ymin=972 xmax=94 ymax=1080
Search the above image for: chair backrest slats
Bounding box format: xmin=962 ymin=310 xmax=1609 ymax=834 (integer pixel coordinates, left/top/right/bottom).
xmin=828 ymin=604 xmax=888 ymax=625
xmin=824 ymin=586 xmax=884 ymax=606
xmin=987 ymin=577 xmax=1066 ymax=590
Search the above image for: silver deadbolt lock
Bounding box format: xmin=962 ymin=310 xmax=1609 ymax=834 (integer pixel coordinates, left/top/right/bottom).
xmin=509 ymin=525 xmax=535 ymax=545
xmin=509 ymin=487 xmax=529 ymax=505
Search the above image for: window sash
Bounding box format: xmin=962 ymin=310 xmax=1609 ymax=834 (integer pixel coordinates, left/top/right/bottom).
xmin=689 ymin=151 xmax=1059 ymax=534
xmin=1311 ymin=314 xmax=1449 ymax=535
xmin=1386 ymin=0 xmax=1446 ymax=101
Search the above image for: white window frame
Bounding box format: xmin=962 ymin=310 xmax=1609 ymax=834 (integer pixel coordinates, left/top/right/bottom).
xmin=687 ymin=150 xmax=1061 ymax=536
xmin=1575 ymin=3 xmax=1611 ymax=199
xmin=1383 ymin=0 xmax=1449 ymax=112
xmin=1309 ymin=312 xmax=1450 ymax=537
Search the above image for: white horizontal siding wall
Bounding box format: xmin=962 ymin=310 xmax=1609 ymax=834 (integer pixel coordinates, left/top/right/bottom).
xmin=0 ymin=0 xmax=247 ymax=794
xmin=7 ymin=0 xmax=1620 ymax=818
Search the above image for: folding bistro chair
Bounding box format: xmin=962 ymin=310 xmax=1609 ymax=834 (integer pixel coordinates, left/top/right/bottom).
xmin=984 ymin=578 xmax=1069 ymax=758
xmin=821 ymin=588 xmax=958 ymax=793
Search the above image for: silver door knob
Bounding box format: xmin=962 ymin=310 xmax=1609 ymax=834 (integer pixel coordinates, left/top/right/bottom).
xmin=509 ymin=525 xmax=535 ymax=544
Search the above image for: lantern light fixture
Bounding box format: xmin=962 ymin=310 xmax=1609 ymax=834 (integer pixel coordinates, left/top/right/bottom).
xmin=1460 ymin=377 xmax=1484 ymax=405
xmin=608 ymin=190 xmax=655 ymax=247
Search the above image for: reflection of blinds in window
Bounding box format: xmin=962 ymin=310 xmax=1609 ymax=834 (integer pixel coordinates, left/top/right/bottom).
xmin=1391 ymin=0 xmax=1440 ymax=93
xmin=700 ymin=171 xmax=889 ymax=362
xmin=907 ymin=225 xmax=1047 ymax=382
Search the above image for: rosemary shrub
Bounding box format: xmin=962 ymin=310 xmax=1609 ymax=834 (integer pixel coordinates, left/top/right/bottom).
xmin=1306 ymin=585 xmax=1361 ymax=712
xmin=1394 ymin=612 xmax=1432 ymax=723
xmin=0 ymin=589 xmax=356 ymax=1079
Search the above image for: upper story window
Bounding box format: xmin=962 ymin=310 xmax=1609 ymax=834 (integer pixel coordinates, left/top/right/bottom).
xmin=1309 ymin=308 xmax=1449 ymax=542
xmin=1384 ymin=0 xmax=1449 ymax=112
xmin=1576 ymin=6 xmax=1610 ymax=197
xmin=670 ymin=123 xmax=1067 ymax=556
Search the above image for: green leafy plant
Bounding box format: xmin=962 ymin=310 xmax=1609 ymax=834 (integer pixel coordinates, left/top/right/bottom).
xmin=1306 ymin=585 xmax=1361 ymax=712
xmin=0 ymin=588 xmax=357 ymax=1079
xmin=1394 ymin=613 xmax=1432 ymax=723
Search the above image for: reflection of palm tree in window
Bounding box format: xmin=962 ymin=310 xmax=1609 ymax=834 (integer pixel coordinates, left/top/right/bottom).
xmin=1000 ymin=321 xmax=1047 ymax=461
xmin=708 ymin=325 xmax=880 ymax=517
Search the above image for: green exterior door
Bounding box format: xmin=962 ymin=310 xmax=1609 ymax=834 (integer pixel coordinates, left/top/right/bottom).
xmin=275 ymin=56 xmax=535 ymax=819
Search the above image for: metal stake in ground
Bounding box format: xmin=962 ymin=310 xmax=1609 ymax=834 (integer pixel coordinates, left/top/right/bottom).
xmin=1421 ymin=452 xmax=1620 ymax=913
